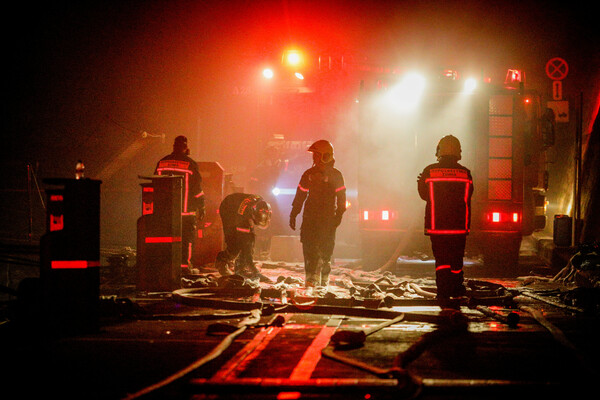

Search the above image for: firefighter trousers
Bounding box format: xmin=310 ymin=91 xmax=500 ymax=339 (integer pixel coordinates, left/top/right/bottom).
xmin=430 ymin=234 xmax=466 ymax=299
xmin=182 ymin=215 xmax=196 ymax=270
xmin=300 ymin=220 xmax=336 ymax=287
xmin=216 ymin=229 xmax=257 ymax=277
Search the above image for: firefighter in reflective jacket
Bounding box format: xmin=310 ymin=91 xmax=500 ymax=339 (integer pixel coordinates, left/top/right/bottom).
xmin=215 ymin=193 xmax=271 ymax=278
xmin=290 ymin=140 xmax=346 ymax=288
xmin=418 ymin=135 xmax=473 ymax=305
xmin=155 ymin=135 xmax=205 ymax=272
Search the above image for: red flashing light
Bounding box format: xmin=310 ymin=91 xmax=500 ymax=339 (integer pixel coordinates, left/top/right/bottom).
xmin=287 ymin=52 xmax=301 ymax=66
xmin=505 ymin=69 xmax=524 ymax=86
xmin=283 ymin=50 xmax=304 ymax=68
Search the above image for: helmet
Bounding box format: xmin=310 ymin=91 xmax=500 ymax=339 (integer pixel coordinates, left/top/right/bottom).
xmin=436 ymin=135 xmax=461 ymax=160
xmin=252 ymin=199 xmax=272 ymax=229
xmin=308 ymin=140 xmax=335 ymax=164
xmin=173 ymin=135 xmax=188 ymax=153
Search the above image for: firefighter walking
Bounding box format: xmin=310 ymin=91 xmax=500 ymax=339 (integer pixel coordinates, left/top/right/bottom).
xmin=215 ymin=193 xmax=272 ymax=278
xmin=289 ymin=140 xmax=346 ymax=288
xmin=155 ymin=135 xmax=205 ymax=273
xmin=418 ymin=135 xmax=473 ymax=307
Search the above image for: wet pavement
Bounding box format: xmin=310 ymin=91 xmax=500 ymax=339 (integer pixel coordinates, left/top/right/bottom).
xmin=1 ymin=237 xmax=599 ymax=399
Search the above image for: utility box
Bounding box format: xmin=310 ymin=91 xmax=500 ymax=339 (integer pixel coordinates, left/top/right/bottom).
xmin=40 ymin=178 xmax=101 ymax=334
xmin=193 ymin=162 xmax=225 ymax=266
xmin=136 ymin=175 xmax=182 ymax=292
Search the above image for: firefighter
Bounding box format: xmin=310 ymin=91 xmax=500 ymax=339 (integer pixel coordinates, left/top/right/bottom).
xmin=215 ymin=193 xmax=272 ymax=278
xmin=289 ymin=140 xmax=346 ymax=288
xmin=418 ymin=135 xmax=473 ymax=308
xmin=155 ymin=135 xmax=205 ymax=273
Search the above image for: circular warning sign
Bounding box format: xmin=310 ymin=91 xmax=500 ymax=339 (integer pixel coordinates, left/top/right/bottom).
xmin=546 ymin=57 xmax=569 ymax=80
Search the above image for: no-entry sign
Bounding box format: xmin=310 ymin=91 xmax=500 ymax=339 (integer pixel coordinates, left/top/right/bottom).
xmin=546 ymin=57 xmax=569 ymax=81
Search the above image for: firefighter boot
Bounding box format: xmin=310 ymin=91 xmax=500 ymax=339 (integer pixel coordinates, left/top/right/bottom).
xmin=242 ymin=262 xmax=261 ymax=280
xmin=304 ymin=257 xmax=320 ymax=288
xmin=215 ymin=251 xmax=234 ymax=276
xmin=320 ymin=261 xmax=332 ymax=287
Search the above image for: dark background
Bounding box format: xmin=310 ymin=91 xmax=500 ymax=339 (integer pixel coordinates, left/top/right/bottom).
xmin=3 ymin=0 xmax=599 ymax=248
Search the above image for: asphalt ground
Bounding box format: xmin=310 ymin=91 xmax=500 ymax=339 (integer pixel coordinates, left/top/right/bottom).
xmin=1 ymin=236 xmax=598 ymax=400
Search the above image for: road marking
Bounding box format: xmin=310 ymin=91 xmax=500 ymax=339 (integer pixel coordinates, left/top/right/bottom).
xmin=288 ymin=316 xmax=343 ymax=380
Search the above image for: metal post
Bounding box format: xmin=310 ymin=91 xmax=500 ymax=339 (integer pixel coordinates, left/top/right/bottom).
xmin=574 ymin=93 xmax=583 ymax=246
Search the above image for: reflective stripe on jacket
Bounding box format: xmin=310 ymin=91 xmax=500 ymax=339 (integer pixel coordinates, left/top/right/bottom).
xmin=418 ymin=160 xmax=473 ymax=235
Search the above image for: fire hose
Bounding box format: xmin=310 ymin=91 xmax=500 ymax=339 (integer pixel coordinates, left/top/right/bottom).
xmin=321 ymin=309 xmax=469 ymax=398
xmin=122 ymin=309 xmax=266 ymax=400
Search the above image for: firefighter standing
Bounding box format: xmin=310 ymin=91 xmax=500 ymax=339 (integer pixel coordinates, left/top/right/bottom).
xmin=215 ymin=193 xmax=272 ymax=278
xmin=155 ymin=135 xmax=205 ymax=273
xmin=289 ymin=140 xmax=346 ymax=288
xmin=418 ymin=135 xmax=473 ymax=307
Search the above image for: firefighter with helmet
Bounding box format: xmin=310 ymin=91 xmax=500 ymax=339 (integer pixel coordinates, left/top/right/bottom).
xmin=215 ymin=193 xmax=272 ymax=279
xmin=290 ymin=140 xmax=346 ymax=288
xmin=418 ymin=135 xmax=473 ymax=308
xmin=155 ymin=135 xmax=205 ymax=274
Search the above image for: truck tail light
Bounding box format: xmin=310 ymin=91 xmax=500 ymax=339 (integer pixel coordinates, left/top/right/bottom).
xmin=361 ymin=209 xmax=397 ymax=221
xmin=487 ymin=211 xmax=520 ymax=223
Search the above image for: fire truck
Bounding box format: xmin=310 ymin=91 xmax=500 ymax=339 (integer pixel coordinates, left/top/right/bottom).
xmin=227 ymin=50 xmax=555 ymax=270
xmin=355 ymin=67 xmax=555 ymax=268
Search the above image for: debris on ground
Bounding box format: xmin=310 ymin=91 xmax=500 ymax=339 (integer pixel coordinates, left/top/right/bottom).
xmin=515 ymin=241 xmax=600 ymax=315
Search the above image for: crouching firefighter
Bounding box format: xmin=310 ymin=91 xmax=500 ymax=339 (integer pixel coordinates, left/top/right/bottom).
xmin=215 ymin=193 xmax=272 ymax=278
xmin=289 ymin=140 xmax=346 ymax=288
xmin=418 ymin=135 xmax=473 ymax=307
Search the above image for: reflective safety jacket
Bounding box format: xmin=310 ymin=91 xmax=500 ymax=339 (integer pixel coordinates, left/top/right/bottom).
xmin=155 ymin=153 xmax=205 ymax=215
xmin=219 ymin=193 xmax=263 ymax=235
xmin=291 ymin=165 xmax=346 ymax=223
xmin=418 ymin=158 xmax=473 ymax=235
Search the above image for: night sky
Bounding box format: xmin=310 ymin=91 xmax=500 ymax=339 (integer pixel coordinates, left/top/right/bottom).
xmin=3 ymin=0 xmax=598 ymax=246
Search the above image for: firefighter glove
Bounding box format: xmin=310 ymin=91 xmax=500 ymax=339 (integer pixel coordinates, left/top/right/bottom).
xmin=289 ymin=214 xmax=296 ymax=230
